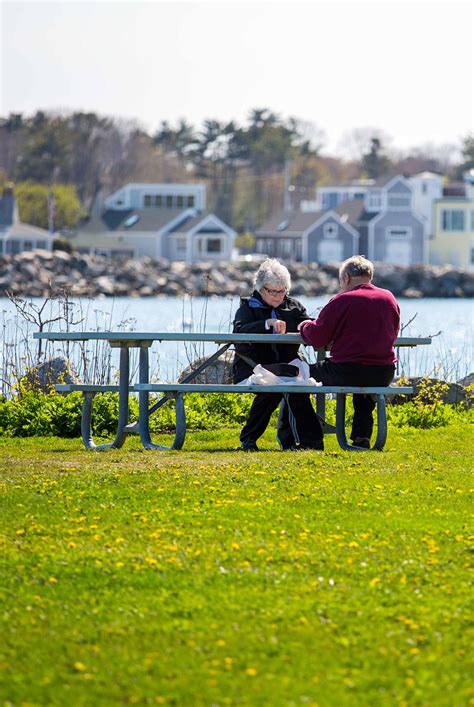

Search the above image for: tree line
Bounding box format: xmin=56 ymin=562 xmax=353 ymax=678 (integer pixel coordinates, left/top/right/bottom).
xmin=1 ymin=109 xmax=473 ymax=234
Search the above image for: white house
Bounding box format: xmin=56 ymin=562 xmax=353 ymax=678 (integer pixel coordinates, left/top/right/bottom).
xmin=72 ymin=183 xmax=236 ymax=263
xmin=0 ymin=187 xmax=53 ymax=255
xmin=408 ymin=172 xmax=444 ymax=240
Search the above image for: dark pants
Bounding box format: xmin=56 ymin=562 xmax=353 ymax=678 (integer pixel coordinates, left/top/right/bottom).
xmin=310 ymin=361 xmax=395 ymax=441
xmin=240 ymin=392 xmax=323 ymax=449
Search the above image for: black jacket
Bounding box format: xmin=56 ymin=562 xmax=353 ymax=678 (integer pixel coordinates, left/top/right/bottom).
xmin=232 ymin=290 xmax=311 ymax=383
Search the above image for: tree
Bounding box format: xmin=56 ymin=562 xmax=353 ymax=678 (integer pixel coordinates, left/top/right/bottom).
xmin=360 ymin=137 xmax=391 ymax=179
xmin=15 ymin=182 xmax=85 ymax=231
xmin=15 ymin=112 xmax=70 ymax=183
xmin=453 ymin=133 xmax=474 ymax=179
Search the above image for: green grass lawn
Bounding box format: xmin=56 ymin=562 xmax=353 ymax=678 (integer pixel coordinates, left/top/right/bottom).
xmin=1 ymin=422 xmax=473 ymax=706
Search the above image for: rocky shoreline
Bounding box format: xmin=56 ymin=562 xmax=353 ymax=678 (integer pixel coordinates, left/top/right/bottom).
xmin=1 ymin=250 xmax=473 ymax=298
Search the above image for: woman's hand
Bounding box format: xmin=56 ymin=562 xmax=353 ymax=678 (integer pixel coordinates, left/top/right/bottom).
xmin=266 ymin=318 xmax=286 ymax=334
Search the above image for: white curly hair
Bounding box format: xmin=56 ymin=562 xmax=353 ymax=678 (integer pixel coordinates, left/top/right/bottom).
xmin=254 ymin=258 xmax=291 ymax=292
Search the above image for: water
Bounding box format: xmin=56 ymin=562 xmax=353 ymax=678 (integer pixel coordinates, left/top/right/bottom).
xmin=1 ymin=295 xmax=473 ymax=388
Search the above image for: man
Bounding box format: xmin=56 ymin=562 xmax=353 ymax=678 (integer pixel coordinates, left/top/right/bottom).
xmin=298 ymin=256 xmax=400 ymax=449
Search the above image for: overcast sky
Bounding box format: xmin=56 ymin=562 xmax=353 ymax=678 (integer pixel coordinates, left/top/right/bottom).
xmin=1 ymin=0 xmax=473 ymax=157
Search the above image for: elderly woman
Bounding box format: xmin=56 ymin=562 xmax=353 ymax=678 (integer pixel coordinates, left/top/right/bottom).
xmin=233 ymin=258 xmax=324 ymax=452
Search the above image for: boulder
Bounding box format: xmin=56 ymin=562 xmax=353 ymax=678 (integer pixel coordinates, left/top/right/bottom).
xmin=391 ymin=377 xmax=472 ymax=407
xmin=25 ymin=356 xmax=80 ymax=393
xmin=178 ymin=352 xmax=234 ymax=384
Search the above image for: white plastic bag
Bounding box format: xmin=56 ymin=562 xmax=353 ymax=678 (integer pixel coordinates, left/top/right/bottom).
xmin=238 ymin=358 xmax=320 ymax=387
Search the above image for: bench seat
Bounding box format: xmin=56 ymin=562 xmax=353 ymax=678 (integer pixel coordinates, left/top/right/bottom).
xmin=55 ymin=381 xmax=413 ymax=452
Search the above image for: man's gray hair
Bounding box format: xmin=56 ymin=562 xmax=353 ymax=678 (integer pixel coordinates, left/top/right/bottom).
xmin=339 ymin=255 xmax=374 ymax=281
xmin=254 ymin=258 xmax=291 ymax=292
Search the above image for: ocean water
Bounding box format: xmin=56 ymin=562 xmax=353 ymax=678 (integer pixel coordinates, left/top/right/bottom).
xmin=1 ymin=295 xmax=473 ymax=385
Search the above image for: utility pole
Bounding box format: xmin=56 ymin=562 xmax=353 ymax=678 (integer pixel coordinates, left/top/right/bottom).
xmin=283 ymin=158 xmax=292 ymax=212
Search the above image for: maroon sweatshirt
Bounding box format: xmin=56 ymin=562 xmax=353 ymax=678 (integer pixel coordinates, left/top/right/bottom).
xmin=299 ymin=283 xmax=400 ymax=366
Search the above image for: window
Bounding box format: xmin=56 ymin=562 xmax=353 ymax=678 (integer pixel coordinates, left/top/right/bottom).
xmin=144 ymin=195 xmax=152 ymax=207
xmin=388 ymin=195 xmax=411 ymax=208
xmin=321 ymin=193 xmax=339 ymax=209
xmin=387 ymin=227 xmax=410 ymax=239
xmin=323 ymin=222 xmax=338 ymax=238
xmin=176 ymin=237 xmax=187 ymax=253
xmin=278 ymin=239 xmax=293 ymax=257
xmin=0 ymin=240 xmax=3 ymax=254
xmin=368 ymin=193 xmax=382 ymax=210
xmin=187 ymin=196 xmax=195 ymax=207
xmin=9 ymin=240 xmax=20 ymax=255
xmin=155 ymin=195 xmax=163 ymax=207
xmin=36 ymin=240 xmax=47 ymax=249
xmin=177 ymin=196 xmax=184 ymax=208
xmin=23 ymin=240 xmax=33 ymax=250
xmin=123 ymin=215 xmax=140 ymax=228
xmin=442 ymin=209 xmax=465 ymax=231
xmin=277 ymin=220 xmax=289 ymax=231
xmin=470 ymin=247 xmax=474 ymax=265
xmin=207 ymin=239 xmax=222 ymax=253
xmin=166 ymin=195 xmax=173 ymax=208
xmin=471 ymin=210 xmax=474 ymax=230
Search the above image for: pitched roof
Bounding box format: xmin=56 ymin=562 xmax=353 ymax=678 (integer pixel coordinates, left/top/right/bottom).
xmin=334 ymin=200 xmax=366 ymax=223
xmin=167 ymin=213 xmax=225 ymax=234
xmin=7 ymin=222 xmax=50 ymax=237
xmin=80 ymin=207 xmax=188 ymax=234
xmin=256 ymin=210 xmax=326 ymax=235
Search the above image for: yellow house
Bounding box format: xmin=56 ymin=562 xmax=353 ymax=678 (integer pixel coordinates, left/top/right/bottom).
xmin=430 ymin=170 xmax=474 ymax=268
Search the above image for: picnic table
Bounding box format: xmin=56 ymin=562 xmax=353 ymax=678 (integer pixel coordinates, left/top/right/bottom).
xmin=33 ymin=331 xmax=431 ymax=452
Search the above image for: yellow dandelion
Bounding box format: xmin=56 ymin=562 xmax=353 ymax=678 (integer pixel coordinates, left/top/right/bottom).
xmin=73 ymin=662 xmax=86 ymax=672
xmin=246 ymin=667 xmax=257 ymax=676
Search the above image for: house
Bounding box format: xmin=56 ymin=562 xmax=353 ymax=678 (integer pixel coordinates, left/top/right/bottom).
xmin=71 ymin=183 xmax=236 ymax=263
xmin=407 ymin=172 xmax=444 ymax=240
xmin=338 ymin=175 xmax=426 ymax=265
xmin=258 ymin=175 xmax=425 ymax=265
xmin=255 ymin=210 xmax=359 ymax=263
xmin=301 ymin=179 xmax=373 ymax=212
xmin=0 ymin=187 xmax=53 ymax=255
xmin=430 ymin=170 xmax=474 ymax=268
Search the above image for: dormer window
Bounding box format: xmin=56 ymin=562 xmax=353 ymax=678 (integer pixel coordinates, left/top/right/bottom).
xmin=123 ymin=215 xmax=140 ymax=228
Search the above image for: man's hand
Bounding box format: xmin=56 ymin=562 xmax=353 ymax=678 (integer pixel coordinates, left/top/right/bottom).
xmin=266 ymin=318 xmax=286 ymax=334
xmin=297 ymin=319 xmax=313 ymax=331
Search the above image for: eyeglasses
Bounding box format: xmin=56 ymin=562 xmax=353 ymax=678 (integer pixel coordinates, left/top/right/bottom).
xmin=262 ymin=286 xmax=287 ymax=296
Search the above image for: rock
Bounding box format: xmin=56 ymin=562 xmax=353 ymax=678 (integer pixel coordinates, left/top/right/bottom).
xmin=25 ymin=356 xmax=80 ymax=393
xmin=458 ymin=373 xmax=474 ymax=388
xmin=402 ymin=288 xmax=423 ymax=298
xmin=178 ymin=352 xmax=234 ymax=384
xmin=391 ymin=377 xmax=472 ymax=407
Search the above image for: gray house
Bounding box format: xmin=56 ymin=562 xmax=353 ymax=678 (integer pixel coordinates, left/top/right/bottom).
xmin=335 ymin=176 xmax=426 ymax=265
xmin=255 ymin=210 xmax=359 ymax=263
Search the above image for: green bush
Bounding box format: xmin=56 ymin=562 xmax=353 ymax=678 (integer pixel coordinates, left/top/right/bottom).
xmin=0 ymin=389 xmax=470 ymax=438
xmin=0 ymin=391 xmax=253 ymax=437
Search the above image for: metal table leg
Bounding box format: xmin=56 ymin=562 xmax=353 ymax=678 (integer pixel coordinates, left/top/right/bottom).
xmin=81 ymin=345 xmax=130 ymax=451
xmin=335 ymin=393 xmax=387 ymax=452
xmin=138 ymin=345 xmax=186 ymax=450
